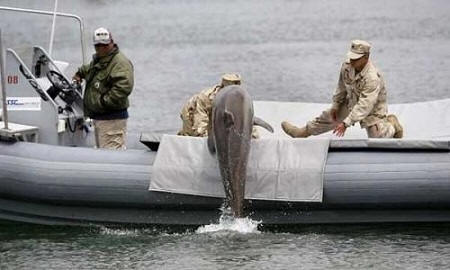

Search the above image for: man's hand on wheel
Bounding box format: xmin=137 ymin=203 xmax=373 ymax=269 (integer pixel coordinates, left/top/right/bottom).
xmin=72 ymin=74 xmax=81 ymax=83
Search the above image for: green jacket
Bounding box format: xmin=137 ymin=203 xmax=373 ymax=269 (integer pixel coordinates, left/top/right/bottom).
xmin=77 ymin=45 xmax=134 ymax=118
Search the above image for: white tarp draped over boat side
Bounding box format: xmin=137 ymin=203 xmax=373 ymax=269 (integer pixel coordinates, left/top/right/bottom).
xmin=253 ymin=98 xmax=450 ymax=139
xmin=150 ymin=135 xmax=329 ymax=202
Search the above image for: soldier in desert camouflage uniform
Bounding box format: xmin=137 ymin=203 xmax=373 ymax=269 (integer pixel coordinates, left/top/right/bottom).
xmin=178 ymin=73 xmax=259 ymax=138
xmin=282 ymin=40 xmax=403 ymax=139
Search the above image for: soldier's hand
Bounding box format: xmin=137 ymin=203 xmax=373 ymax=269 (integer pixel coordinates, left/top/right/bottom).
xmin=333 ymin=122 xmax=347 ymax=137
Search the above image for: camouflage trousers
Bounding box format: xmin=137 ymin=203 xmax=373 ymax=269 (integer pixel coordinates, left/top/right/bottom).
xmin=93 ymin=119 xmax=127 ymax=150
xmin=306 ymin=107 xmax=396 ymax=138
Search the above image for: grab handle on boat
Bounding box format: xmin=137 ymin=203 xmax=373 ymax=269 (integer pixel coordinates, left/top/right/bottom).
xmin=0 ymin=28 xmax=9 ymax=130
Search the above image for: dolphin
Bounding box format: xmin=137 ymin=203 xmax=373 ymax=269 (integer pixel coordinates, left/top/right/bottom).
xmin=207 ymin=85 xmax=273 ymax=218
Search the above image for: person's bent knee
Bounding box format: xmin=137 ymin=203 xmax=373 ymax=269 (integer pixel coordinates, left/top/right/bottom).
xmin=366 ymin=122 xmax=395 ymax=138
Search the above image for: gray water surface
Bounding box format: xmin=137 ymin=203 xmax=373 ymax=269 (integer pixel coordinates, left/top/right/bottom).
xmin=0 ymin=224 xmax=450 ymax=269
xmin=1 ymin=0 xmax=450 ymax=269
xmin=1 ymin=224 xmax=450 ymax=269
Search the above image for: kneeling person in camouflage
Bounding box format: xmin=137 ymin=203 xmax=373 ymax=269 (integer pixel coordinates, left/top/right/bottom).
xmin=282 ymin=40 xmax=403 ymax=139
xmin=178 ymin=73 xmax=259 ymax=138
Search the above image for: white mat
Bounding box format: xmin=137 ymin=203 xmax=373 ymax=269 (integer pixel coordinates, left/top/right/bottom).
xmin=253 ymin=98 xmax=450 ymax=139
xmin=150 ymin=135 xmax=329 ymax=202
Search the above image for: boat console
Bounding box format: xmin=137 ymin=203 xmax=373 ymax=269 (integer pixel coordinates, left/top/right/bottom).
xmin=2 ymin=46 xmax=93 ymax=146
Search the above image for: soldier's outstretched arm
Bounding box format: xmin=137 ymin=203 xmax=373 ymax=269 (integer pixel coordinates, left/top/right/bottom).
xmin=343 ymin=78 xmax=380 ymax=127
xmin=331 ymin=65 xmax=347 ymax=111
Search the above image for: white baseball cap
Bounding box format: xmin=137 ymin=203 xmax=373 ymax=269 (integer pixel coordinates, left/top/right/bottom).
xmin=93 ymin=27 xmax=112 ymax=45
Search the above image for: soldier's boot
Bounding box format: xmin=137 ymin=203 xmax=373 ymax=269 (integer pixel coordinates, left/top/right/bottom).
xmin=387 ymin=114 xmax=403 ymax=138
xmin=281 ymin=121 xmax=311 ymax=138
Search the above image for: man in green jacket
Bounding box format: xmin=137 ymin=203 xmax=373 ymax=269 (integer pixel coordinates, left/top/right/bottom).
xmin=73 ymin=27 xmax=134 ymax=150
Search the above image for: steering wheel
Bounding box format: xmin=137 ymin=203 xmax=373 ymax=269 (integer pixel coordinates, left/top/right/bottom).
xmin=46 ymin=70 xmax=71 ymax=91
xmin=46 ymin=70 xmax=78 ymax=105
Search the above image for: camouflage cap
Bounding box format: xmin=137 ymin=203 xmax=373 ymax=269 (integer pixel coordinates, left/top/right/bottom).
xmin=347 ymin=40 xmax=371 ymax=60
xmin=221 ymin=73 xmax=241 ymax=85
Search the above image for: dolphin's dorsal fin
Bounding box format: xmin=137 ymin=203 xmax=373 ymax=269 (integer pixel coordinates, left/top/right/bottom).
xmin=253 ymin=116 xmax=274 ymax=133
xmin=224 ymin=110 xmax=235 ymax=128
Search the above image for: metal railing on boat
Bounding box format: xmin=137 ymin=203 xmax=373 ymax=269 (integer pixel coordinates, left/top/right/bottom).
xmin=0 ymin=6 xmax=87 ymax=65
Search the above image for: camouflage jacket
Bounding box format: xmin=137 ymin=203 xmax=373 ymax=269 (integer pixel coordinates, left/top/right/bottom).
xmin=178 ymin=85 xmax=260 ymax=138
xmin=331 ymin=60 xmax=388 ymax=128
xmin=178 ymin=85 xmax=222 ymax=136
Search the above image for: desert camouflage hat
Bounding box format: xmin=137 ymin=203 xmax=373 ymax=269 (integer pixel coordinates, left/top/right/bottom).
xmin=347 ymin=40 xmax=371 ymax=60
xmin=221 ymin=73 xmax=242 ymax=85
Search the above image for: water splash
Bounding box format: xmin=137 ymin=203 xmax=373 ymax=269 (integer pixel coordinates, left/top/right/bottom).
xmin=98 ymin=226 xmax=194 ymax=236
xmin=196 ymin=207 xmax=261 ymax=234
xmin=99 ymin=227 xmax=141 ymax=236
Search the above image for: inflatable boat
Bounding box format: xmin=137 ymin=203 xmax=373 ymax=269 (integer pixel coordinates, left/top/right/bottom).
xmin=0 ymin=134 xmax=449 ymax=226
xmin=0 ymin=6 xmax=448 ymax=226
xmin=0 ymin=98 xmax=449 ymax=226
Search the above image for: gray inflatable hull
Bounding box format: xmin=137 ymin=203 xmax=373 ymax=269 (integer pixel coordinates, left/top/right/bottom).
xmin=0 ymin=141 xmax=449 ymax=226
